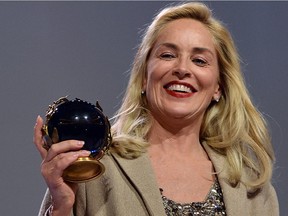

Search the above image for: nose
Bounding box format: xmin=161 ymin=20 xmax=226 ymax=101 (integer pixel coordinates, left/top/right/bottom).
xmin=172 ymin=57 xmax=191 ymax=79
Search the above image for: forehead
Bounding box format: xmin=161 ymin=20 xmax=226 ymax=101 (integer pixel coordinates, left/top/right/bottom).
xmin=154 ymin=18 xmax=215 ymax=51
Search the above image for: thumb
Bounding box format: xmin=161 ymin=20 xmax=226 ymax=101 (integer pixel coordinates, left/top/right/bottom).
xmin=33 ymin=115 xmax=47 ymax=159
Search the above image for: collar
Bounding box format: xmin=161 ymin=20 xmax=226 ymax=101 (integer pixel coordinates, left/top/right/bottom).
xmin=111 ymin=152 xmax=166 ymax=215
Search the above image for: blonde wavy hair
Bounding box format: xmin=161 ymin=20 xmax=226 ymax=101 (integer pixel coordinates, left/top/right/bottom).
xmin=110 ymin=2 xmax=275 ymax=189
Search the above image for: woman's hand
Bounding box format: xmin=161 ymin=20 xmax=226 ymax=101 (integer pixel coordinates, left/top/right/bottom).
xmin=33 ymin=116 xmax=90 ymax=215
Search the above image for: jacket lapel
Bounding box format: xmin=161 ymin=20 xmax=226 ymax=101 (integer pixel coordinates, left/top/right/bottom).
xmin=203 ymin=142 xmax=248 ymax=215
xmin=111 ymin=152 xmax=166 ymax=215
xmin=112 ymin=143 xmax=249 ymax=216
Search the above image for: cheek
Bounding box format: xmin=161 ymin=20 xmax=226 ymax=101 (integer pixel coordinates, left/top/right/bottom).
xmin=198 ymin=69 xmax=219 ymax=88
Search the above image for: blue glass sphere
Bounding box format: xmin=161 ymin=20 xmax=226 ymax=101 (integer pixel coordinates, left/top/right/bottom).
xmin=42 ymin=97 xmax=111 ymax=182
xmin=46 ymin=98 xmax=110 ymax=158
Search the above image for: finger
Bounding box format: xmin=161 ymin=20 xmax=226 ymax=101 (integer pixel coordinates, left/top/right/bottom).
xmin=45 ymin=140 xmax=86 ymax=162
xmin=42 ymin=150 xmax=91 ymax=180
xmin=33 ymin=115 xmax=47 ymax=159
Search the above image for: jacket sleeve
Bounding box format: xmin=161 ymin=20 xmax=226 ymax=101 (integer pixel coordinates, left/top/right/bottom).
xmin=37 ymin=189 xmax=74 ymax=216
xmin=37 ymin=189 xmax=52 ymax=216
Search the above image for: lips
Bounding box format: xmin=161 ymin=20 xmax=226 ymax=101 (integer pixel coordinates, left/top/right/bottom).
xmin=164 ymin=81 xmax=197 ymax=98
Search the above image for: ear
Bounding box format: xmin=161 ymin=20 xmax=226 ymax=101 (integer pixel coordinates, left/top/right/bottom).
xmin=142 ymin=77 xmax=147 ymax=92
xmin=213 ymin=84 xmax=222 ymax=102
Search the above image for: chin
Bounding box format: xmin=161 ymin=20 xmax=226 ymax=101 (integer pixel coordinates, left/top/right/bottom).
xmin=165 ymin=110 xmax=193 ymax=119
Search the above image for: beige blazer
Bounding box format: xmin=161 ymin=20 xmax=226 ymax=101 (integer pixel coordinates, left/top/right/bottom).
xmin=39 ymin=143 xmax=279 ymax=216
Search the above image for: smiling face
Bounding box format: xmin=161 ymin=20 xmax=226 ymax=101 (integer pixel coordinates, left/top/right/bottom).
xmin=144 ymin=18 xmax=221 ymax=125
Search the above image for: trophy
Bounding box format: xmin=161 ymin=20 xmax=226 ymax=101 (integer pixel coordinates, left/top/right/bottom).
xmin=41 ymin=96 xmax=111 ymax=183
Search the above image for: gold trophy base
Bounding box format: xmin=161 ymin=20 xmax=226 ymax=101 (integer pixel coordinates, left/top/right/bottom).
xmin=62 ymin=156 xmax=105 ymax=183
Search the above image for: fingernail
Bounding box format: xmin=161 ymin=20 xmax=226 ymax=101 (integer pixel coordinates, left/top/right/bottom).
xmin=82 ymin=150 xmax=91 ymax=154
xmin=77 ymin=141 xmax=85 ymax=146
xmin=81 ymin=150 xmax=91 ymax=154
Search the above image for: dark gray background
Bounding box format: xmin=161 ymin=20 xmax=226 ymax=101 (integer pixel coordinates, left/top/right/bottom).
xmin=0 ymin=1 xmax=287 ymax=215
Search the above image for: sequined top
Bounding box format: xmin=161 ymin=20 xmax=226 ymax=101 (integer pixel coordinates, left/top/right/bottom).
xmin=160 ymin=180 xmax=226 ymax=216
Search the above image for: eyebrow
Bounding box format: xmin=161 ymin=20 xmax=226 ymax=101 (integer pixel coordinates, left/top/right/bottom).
xmin=192 ymin=47 xmax=214 ymax=56
xmin=155 ymin=42 xmax=178 ymax=51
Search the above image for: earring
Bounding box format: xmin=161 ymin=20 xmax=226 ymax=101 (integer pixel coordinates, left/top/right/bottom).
xmin=215 ymin=96 xmax=221 ymax=103
xmin=141 ymin=90 xmax=146 ymax=96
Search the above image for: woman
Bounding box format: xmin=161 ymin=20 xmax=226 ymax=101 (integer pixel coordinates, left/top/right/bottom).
xmin=34 ymin=2 xmax=279 ymax=215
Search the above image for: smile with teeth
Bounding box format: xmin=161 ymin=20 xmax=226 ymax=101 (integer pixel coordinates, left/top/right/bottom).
xmin=167 ymin=84 xmax=192 ymax=93
xmin=164 ymin=83 xmax=196 ymax=98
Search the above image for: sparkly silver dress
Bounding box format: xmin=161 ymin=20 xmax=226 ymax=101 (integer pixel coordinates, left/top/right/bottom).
xmin=160 ymin=180 xmax=226 ymax=216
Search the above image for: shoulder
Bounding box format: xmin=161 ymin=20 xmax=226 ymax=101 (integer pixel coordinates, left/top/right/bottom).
xmin=202 ymin=143 xmax=279 ymax=215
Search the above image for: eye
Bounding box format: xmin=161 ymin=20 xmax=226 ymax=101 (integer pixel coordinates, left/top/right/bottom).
xmin=192 ymin=58 xmax=208 ymax=66
xmin=159 ymin=52 xmax=175 ymax=60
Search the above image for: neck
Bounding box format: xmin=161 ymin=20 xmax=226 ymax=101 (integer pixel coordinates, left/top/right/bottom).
xmin=147 ymin=119 xmax=207 ymax=160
